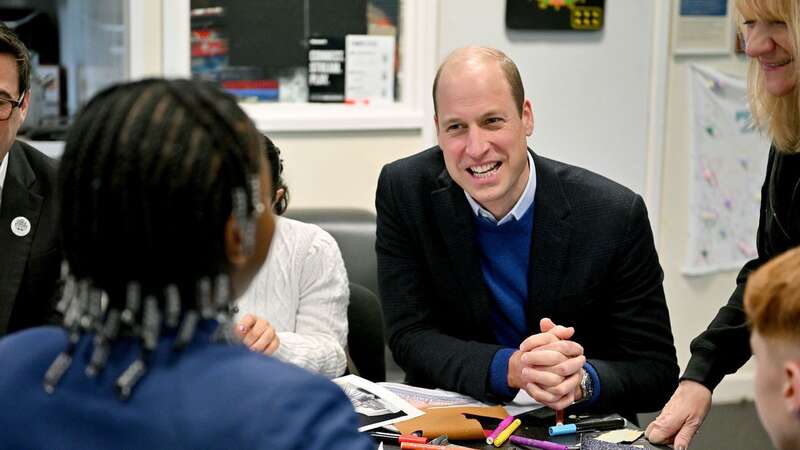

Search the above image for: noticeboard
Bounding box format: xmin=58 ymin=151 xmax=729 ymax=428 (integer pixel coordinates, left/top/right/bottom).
xmin=506 ymin=0 xmax=606 ymax=31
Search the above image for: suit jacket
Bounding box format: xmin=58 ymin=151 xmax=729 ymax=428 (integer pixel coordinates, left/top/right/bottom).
xmin=376 ymin=147 xmax=678 ymax=413
xmin=0 ymin=140 xmax=61 ymax=336
xmin=684 ymin=145 xmax=800 ymax=389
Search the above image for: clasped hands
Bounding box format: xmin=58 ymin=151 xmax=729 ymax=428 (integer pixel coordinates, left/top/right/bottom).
xmin=508 ymin=318 xmax=586 ymax=410
xmin=234 ymin=313 xmax=281 ymax=356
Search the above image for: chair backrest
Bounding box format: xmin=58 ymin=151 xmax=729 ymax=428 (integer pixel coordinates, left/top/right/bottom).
xmin=347 ymin=282 xmax=385 ymax=381
xmin=285 ymin=208 xmax=378 ymax=295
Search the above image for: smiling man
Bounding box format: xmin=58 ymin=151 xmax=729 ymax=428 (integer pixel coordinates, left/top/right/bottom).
xmin=0 ymin=23 xmax=61 ymax=336
xmin=375 ymin=47 xmax=677 ymax=417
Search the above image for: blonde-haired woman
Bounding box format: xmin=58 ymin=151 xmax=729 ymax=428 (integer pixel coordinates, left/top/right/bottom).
xmin=646 ymin=1 xmax=800 ymax=449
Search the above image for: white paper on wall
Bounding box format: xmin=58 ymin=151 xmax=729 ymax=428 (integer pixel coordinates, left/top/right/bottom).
xmin=683 ymin=64 xmax=771 ymax=276
xmin=345 ymin=35 xmax=395 ymax=105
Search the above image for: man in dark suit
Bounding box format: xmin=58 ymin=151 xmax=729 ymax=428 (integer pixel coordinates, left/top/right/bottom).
xmin=0 ymin=23 xmax=61 ymax=336
xmin=376 ymin=47 xmax=677 ymax=416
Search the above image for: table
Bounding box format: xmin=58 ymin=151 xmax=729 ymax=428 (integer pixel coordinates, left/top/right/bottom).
xmin=372 ymin=409 xmax=669 ymax=450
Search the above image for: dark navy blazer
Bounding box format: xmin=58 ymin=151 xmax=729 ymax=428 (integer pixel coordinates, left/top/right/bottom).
xmin=376 ymin=147 xmax=678 ymax=414
xmin=0 ymin=140 xmax=61 ymax=335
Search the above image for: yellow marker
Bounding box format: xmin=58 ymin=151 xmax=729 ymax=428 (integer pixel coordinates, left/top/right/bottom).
xmin=493 ymin=418 xmax=521 ymax=447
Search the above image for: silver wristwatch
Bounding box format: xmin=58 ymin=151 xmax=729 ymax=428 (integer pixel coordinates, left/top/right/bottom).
xmin=578 ymin=369 xmax=594 ymax=403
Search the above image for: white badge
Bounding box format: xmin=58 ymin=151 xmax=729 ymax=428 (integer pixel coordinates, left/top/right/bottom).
xmin=11 ymin=216 xmax=31 ymax=237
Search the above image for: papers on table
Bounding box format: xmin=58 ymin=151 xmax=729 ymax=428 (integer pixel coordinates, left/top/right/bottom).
xmin=334 ymin=375 xmax=546 ymax=434
xmin=378 ymin=382 xmax=485 ymax=409
xmin=333 ymin=374 xmax=424 ymax=432
xmin=506 ymin=389 xmax=544 ymax=416
xmin=378 ymin=381 xmax=543 ymax=416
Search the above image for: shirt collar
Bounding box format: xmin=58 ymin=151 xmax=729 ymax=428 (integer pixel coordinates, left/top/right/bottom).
xmin=0 ymin=151 xmax=8 ymax=205
xmin=465 ymin=151 xmax=536 ymax=225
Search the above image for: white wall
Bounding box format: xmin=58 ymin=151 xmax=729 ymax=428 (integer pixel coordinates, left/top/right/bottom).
xmin=658 ymin=50 xmax=755 ymax=402
xmin=271 ymin=130 xmax=423 ymax=211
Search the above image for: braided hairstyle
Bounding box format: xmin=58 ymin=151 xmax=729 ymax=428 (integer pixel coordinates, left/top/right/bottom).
xmin=61 ymin=78 xmax=264 ymax=298
xmin=46 ymin=78 xmax=268 ymax=399
xmin=263 ymin=134 xmax=289 ymax=215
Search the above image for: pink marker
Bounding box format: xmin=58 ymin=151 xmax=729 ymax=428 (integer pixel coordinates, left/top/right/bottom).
xmin=485 ymin=415 xmax=515 ymax=445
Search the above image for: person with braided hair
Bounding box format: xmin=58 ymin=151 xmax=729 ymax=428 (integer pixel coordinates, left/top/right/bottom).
xmin=0 ymin=79 xmax=373 ymax=450
xmin=235 ymin=134 xmax=350 ymax=378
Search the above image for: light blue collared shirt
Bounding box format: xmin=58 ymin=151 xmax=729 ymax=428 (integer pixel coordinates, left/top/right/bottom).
xmin=465 ymin=151 xmax=536 ymax=225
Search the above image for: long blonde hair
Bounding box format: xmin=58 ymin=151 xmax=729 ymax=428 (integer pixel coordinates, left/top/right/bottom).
xmin=736 ymin=0 xmax=800 ymax=152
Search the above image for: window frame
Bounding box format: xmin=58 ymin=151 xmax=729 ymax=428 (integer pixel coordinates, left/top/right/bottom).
xmin=160 ymin=0 xmax=438 ymax=132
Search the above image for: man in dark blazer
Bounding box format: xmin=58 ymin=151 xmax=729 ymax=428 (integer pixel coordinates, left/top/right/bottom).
xmin=376 ymin=47 xmax=677 ymax=416
xmin=0 ymin=23 xmax=61 ymax=336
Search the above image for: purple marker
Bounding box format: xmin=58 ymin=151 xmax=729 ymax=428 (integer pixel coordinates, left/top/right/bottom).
xmin=509 ymin=435 xmax=569 ymax=450
xmin=486 ymin=415 xmax=515 ymax=445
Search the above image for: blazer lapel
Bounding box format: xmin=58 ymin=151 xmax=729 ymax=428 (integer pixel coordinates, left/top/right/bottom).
xmin=0 ymin=143 xmax=43 ymax=333
xmin=527 ymin=151 xmax=572 ymax=330
xmin=430 ymin=169 xmax=493 ymax=334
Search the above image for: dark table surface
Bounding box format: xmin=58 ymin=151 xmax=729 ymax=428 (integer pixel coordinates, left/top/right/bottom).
xmin=370 ymin=409 xmax=669 ymax=450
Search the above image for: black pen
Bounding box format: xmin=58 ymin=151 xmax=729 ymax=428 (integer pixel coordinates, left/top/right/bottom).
xmin=368 ymin=431 xmax=427 ymax=444
xmin=548 ymin=417 xmax=626 ymax=436
xmin=369 ymin=431 xmax=402 ymax=442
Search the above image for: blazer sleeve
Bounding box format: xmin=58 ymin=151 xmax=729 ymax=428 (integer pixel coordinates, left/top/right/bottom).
xmin=585 ymin=194 xmax=679 ymax=412
xmin=375 ymin=166 xmax=504 ymax=401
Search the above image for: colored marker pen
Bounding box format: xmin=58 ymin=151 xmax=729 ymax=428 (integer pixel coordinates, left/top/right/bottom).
xmin=400 ymin=443 xmax=446 ymax=450
xmin=369 ymin=431 xmax=402 ymax=443
xmin=369 ymin=432 xmax=427 ymax=444
xmin=493 ymin=418 xmax=521 ymax=447
xmin=398 ymin=434 xmax=429 ymax=444
xmin=485 ymin=415 xmax=515 ymax=444
xmin=548 ymin=417 xmax=626 ymax=436
xmin=399 ymin=443 xmax=471 ymax=450
xmin=509 ymin=435 xmax=570 ymax=450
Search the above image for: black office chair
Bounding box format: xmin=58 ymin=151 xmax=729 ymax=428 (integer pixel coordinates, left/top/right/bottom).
xmin=347 ymin=282 xmax=386 ymax=382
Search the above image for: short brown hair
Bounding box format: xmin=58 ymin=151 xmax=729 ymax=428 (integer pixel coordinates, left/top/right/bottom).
xmin=0 ymin=22 xmax=30 ymax=96
xmin=432 ymin=46 xmax=525 ymax=116
xmin=744 ymin=246 xmax=800 ymax=340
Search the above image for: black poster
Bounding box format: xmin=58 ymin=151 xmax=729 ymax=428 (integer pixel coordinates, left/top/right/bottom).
xmin=308 ymin=37 xmax=346 ymax=103
xmin=506 ymin=0 xmax=606 ymax=31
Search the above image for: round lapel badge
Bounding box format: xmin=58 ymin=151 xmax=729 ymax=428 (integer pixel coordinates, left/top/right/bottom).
xmin=11 ymin=216 xmax=31 ymax=237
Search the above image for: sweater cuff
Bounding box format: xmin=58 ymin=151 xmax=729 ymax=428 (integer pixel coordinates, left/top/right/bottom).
xmin=489 ymin=348 xmax=518 ymax=400
xmin=681 ymin=348 xmax=725 ymax=391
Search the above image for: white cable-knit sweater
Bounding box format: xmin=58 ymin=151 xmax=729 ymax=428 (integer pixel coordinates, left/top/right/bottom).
xmin=235 ymin=216 xmax=349 ymax=378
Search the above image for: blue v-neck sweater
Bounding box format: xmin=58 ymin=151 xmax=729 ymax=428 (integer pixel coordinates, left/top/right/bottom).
xmin=473 ymin=205 xmax=600 ymax=404
xmin=473 ymin=206 xmax=534 ymax=348
xmin=473 ymin=205 xmax=533 ymax=398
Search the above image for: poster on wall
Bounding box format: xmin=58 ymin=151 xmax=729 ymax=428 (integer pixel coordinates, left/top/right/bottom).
xmin=683 ymin=64 xmax=770 ymax=276
xmin=505 ymin=0 xmax=605 ymax=31
xmin=345 ymin=35 xmax=395 ymax=105
xmin=308 ymin=37 xmax=346 ymax=103
xmin=674 ymin=0 xmax=732 ymax=55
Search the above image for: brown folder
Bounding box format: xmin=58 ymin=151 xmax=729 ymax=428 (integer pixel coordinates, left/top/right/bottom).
xmin=394 ymin=405 xmax=508 ymax=440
